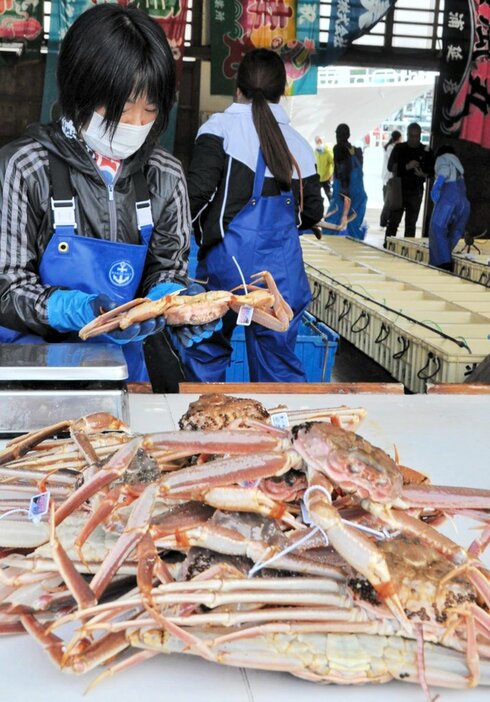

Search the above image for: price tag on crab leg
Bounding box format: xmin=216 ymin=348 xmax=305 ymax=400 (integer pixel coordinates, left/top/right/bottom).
xmin=231 ymin=254 xmax=253 ymax=325
xmin=270 ymin=412 xmax=289 ymax=429
xmin=0 ymin=491 xmax=50 ymax=525
xmin=236 ymin=304 xmax=253 ymax=326
xmin=28 ymin=491 xmax=50 ymax=524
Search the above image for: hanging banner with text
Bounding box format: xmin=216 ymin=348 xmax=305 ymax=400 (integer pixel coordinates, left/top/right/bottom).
xmin=437 ymin=1 xmax=490 ymax=149
xmin=210 ymin=0 xmax=320 ymax=96
xmin=0 ymin=0 xmax=43 ymax=61
xmin=210 ymin=1 xmax=396 ymax=96
xmin=318 ymin=0 xmax=397 ymax=64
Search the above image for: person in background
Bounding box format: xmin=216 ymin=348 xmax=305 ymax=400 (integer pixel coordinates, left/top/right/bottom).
xmin=328 ymin=123 xmax=368 ymax=239
xmin=379 ymin=129 xmax=402 ymax=227
xmin=429 ymin=145 xmax=470 ymax=271
xmin=384 ymin=122 xmax=435 ymax=242
xmin=183 ymin=48 xmax=324 ymax=382
xmin=314 ymin=135 xmax=334 ymax=204
xmin=0 ymin=4 xmax=219 ymax=384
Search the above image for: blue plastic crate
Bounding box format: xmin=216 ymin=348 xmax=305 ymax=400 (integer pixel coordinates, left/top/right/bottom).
xmin=226 ymin=311 xmax=339 ymax=382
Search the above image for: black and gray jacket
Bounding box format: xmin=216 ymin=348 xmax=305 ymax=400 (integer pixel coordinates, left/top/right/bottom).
xmin=0 ymin=121 xmax=190 ymax=336
xmin=187 ymin=102 xmax=324 ymax=253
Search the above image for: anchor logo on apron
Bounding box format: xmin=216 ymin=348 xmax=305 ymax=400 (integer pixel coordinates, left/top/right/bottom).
xmin=109 ymin=260 xmax=135 ymax=287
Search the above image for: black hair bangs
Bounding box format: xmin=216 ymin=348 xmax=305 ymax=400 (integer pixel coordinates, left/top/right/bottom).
xmin=57 ymin=4 xmax=176 ymax=136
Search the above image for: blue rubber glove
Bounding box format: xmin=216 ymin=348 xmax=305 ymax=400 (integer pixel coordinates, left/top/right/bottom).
xmin=169 ymin=283 xmax=223 ymax=349
xmin=47 ymin=291 xmax=166 ymax=345
xmin=431 ymin=175 xmax=445 ymax=204
xmin=146 ymin=281 xmax=185 ymax=300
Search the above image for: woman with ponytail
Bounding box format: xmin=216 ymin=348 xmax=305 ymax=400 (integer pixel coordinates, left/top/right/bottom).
xmin=183 ymin=48 xmax=323 ymax=383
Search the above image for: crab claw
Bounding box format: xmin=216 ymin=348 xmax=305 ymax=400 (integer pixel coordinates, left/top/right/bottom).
xmin=319 ymin=195 xmax=356 ymax=232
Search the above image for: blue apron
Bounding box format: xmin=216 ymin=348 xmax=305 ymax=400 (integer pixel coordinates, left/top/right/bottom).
xmin=328 ymin=153 xmax=367 ymax=240
xmin=0 ymin=156 xmax=154 ymax=382
xmin=429 ymin=179 xmax=470 ymax=267
xmin=182 ymin=150 xmax=311 ymax=382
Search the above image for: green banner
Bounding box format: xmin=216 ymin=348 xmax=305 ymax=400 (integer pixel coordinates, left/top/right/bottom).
xmin=0 ymin=0 xmax=43 ymax=63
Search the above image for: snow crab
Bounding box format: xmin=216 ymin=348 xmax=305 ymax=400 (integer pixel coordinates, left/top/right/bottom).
xmin=1 ymin=409 xmax=490 ymax=697
xmin=19 ymin=533 xmax=490 ymax=696
xmin=79 ymin=271 xmax=293 ymax=340
xmin=177 ymin=393 xmax=367 ymax=431
xmin=7 ymin=417 xmax=487 ymax=632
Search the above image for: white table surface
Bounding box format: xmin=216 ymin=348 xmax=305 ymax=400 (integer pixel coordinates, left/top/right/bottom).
xmin=1 ymin=392 xmax=489 ymax=701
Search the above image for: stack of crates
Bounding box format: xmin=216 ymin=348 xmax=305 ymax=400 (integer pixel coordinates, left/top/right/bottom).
xmin=301 ymin=236 xmax=490 ymax=392
xmin=226 ymin=311 xmax=339 ymax=382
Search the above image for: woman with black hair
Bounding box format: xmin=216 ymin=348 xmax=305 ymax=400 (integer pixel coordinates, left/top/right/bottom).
xmin=328 ymin=123 xmax=368 ymax=239
xmin=0 ymin=3 xmax=218 ymax=383
xmin=183 ymin=48 xmax=324 ymax=382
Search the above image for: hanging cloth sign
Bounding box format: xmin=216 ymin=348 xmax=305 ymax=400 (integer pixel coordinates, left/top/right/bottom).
xmin=437 ymin=1 xmax=490 ymax=149
xmin=210 ymin=0 xmax=320 ymax=96
xmin=0 ymin=0 xmax=43 ymax=61
xmin=317 ymin=0 xmax=397 ymax=65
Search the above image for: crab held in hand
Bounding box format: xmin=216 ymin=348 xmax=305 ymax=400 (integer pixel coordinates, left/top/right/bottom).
xmin=79 ymin=271 xmax=293 ymax=340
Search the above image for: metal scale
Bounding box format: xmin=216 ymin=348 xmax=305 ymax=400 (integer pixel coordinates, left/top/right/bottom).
xmin=0 ymin=343 xmax=129 ymax=436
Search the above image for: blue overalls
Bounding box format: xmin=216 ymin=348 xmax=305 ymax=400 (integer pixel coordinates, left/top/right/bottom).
xmin=0 ymin=153 xmax=154 ymax=381
xmin=182 ymin=150 xmax=311 ymax=383
xmin=429 ymin=179 xmax=470 ymax=268
xmin=328 ymin=152 xmax=367 ymax=240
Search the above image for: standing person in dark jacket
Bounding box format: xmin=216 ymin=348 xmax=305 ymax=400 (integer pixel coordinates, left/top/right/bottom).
xmin=384 ymin=122 xmax=435 ymax=241
xmin=0 ymin=4 xmax=219 ymax=383
xmin=183 ymin=48 xmax=324 ymax=383
xmin=327 ymin=123 xmax=367 ymax=239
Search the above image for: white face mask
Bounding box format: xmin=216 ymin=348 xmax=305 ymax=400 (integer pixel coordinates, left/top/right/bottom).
xmin=81 ymin=110 xmax=155 ymax=160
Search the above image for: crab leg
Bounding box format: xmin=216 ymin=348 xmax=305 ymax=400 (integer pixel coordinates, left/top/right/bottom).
xmin=251 ymin=270 xmax=293 ymax=320
xmin=73 ymin=484 xmax=144 ymax=560
xmin=78 ymin=298 xmax=149 ymax=340
xmin=160 ymin=452 xmax=297 ymax=496
xmin=305 ymin=474 xmax=410 ymax=629
xmin=401 ymin=483 xmax=490 ymax=510
xmin=469 ymin=524 xmax=490 ymax=558
xmin=23 ymin=611 xmax=133 ymax=674
xmin=54 ymin=436 xmax=143 ymax=526
xmin=49 ymin=504 xmax=97 ymax=610
xmin=0 ymin=421 xmax=71 ymax=464
xmin=89 ymin=483 xmax=158 ymax=600
xmin=85 ymin=649 xmax=159 ymax=694
xmin=367 ymin=504 xmax=469 ymax=566
xmin=320 ymin=194 xmax=355 ymax=231
xmin=153 ymin=522 xmax=344 ymax=579
xmin=196 ymin=486 xmax=298 ymax=527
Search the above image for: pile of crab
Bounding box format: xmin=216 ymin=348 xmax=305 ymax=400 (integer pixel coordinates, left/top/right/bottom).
xmin=0 ymin=394 xmax=489 ymax=699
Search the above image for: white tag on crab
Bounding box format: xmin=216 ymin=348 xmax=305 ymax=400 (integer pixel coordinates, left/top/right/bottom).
xmin=28 ymin=491 xmax=50 ymax=524
xmin=270 ymin=412 xmax=289 ymax=429
xmin=236 ymin=304 xmax=253 ymax=326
